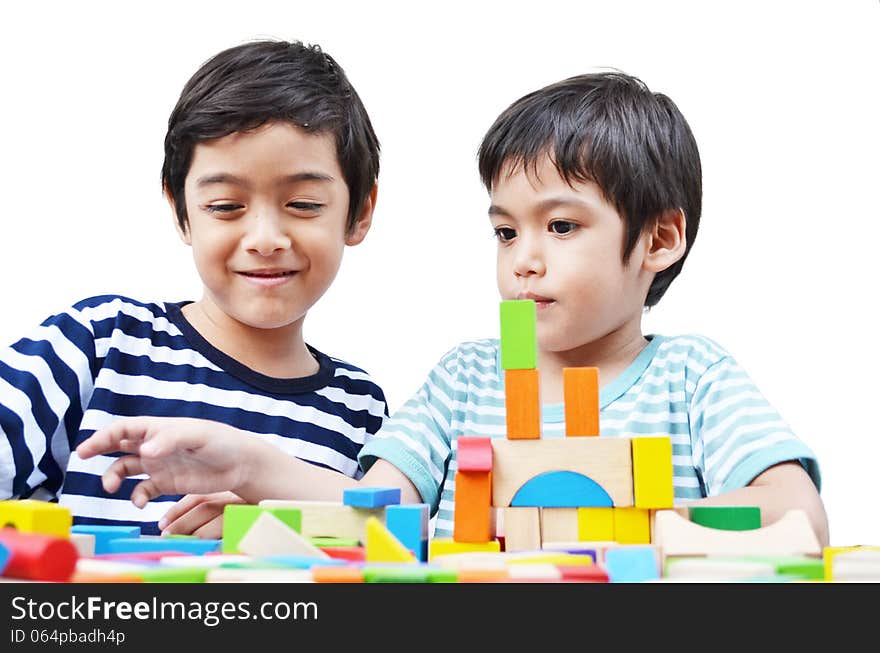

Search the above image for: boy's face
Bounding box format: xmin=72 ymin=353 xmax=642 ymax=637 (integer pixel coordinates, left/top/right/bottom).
xmin=489 ymin=155 xmax=654 ymax=355
xmin=176 ymin=121 xmax=371 ymax=333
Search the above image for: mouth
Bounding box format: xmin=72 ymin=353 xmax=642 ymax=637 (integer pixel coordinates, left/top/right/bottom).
xmin=237 ymin=269 xmax=298 ymax=287
xmin=516 ymin=291 xmax=555 ymax=309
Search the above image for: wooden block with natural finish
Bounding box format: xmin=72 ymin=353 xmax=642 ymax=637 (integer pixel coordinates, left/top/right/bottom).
xmin=492 ymin=438 xmax=633 ymax=507
xmin=238 ymin=512 xmax=329 ymax=559
xmin=502 ymin=507 xmax=541 ymax=552
xmin=504 ymin=369 xmax=541 ymax=439
xmin=652 ymin=509 xmax=821 ymax=557
xmin=631 ymin=436 xmax=674 ymax=508
xmin=259 ymin=499 xmax=383 ymax=540
xmin=453 ymin=471 xmax=492 ymax=543
xmin=563 ymin=367 xmax=599 ymax=436
xmin=541 ymin=508 xmax=579 ymax=542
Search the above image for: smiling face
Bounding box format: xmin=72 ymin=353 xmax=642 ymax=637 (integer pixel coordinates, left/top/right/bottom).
xmin=176 ymin=121 xmax=372 ymax=337
xmin=489 ymin=155 xmax=655 ymax=356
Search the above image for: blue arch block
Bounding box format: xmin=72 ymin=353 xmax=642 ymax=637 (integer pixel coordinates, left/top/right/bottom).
xmin=510 ymin=470 xmax=613 ymax=507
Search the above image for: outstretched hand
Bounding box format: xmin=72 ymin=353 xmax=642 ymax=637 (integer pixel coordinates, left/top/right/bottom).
xmin=76 ymin=417 xmax=258 ymax=508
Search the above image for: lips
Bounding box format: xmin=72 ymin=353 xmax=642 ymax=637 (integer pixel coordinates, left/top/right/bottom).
xmin=516 ymin=292 xmax=554 ymax=303
xmin=238 ymin=269 xmax=297 ymax=278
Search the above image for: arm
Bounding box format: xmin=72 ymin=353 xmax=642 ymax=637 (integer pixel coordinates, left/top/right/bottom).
xmin=75 ymin=416 xmax=421 ymax=508
xmin=687 ymin=461 xmax=829 ymax=547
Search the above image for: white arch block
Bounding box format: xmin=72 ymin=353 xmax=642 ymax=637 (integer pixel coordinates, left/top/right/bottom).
xmin=652 ymin=509 xmax=821 ymax=557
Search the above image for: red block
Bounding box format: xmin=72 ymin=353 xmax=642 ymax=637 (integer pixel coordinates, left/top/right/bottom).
xmin=0 ymin=528 xmax=78 ymax=582
xmin=557 ymin=564 xmax=609 ymax=582
xmin=457 ymin=437 xmax=493 ymax=472
xmin=320 ymin=546 xmax=366 ymax=562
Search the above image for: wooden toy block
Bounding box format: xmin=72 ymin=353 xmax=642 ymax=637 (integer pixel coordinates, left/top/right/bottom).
xmin=499 ymin=299 xmax=537 ymax=370
xmin=507 ymin=563 xmax=562 ymax=581
xmin=557 ymin=565 xmax=609 ymax=582
xmin=311 ymin=537 xmax=360 ymax=547
xmin=492 ymin=437 xmax=633 ymax=507
xmin=613 ymin=507 xmax=651 ymax=544
xmin=511 ymin=470 xmax=612 ymax=507
xmin=831 ymin=549 xmax=880 ymax=581
xmin=139 ymin=567 xmax=209 ymax=583
xmin=631 ymin=436 xmax=674 ymax=508
xmin=363 ymin=565 xmax=434 ymax=583
xmin=664 ymin=557 xmax=777 ymax=581
xmin=504 ymin=369 xmax=541 ymax=439
xmin=688 ymin=506 xmax=761 ymax=531
xmin=159 ymin=554 xmax=251 ymax=568
xmin=365 ymin=516 xmax=417 ymax=563
xmin=386 ymin=503 xmax=430 ymax=562
xmin=222 ymin=504 xmax=302 ymax=553
xmin=259 ymin=499 xmax=383 ymax=540
xmin=736 ymin=555 xmax=824 ymax=580
xmin=501 ymin=507 xmax=541 ymax=552
xmin=69 ymin=532 xmax=95 ymax=557
xmin=506 ymin=552 xmax=593 ymax=567
xmin=319 ymin=546 xmax=366 ymax=562
xmin=343 ymin=486 xmax=401 ymax=508
xmin=453 ymin=471 xmax=492 ymax=543
xmin=457 ymin=436 xmax=493 ymax=472
xmin=70 ymin=525 xmax=141 ymax=555
xmin=541 ymin=508 xmax=579 ymax=542
xmin=605 ymin=545 xmax=661 ymax=582
xmin=206 ymin=568 xmax=314 ymax=583
xmin=563 ymin=367 xmax=599 ymax=436
xmin=543 ymin=541 xmax=618 ymax=563
xmin=427 ymin=568 xmax=460 ymax=583
xmin=456 ymin=567 xmax=509 ymax=582
xmin=0 ymin=541 xmax=9 ymax=574
xmin=312 ymin=565 xmax=365 ymax=583
xmin=652 ymin=509 xmax=821 ymax=557
xmin=578 ymin=507 xmax=615 ymax=541
xmin=0 ymin=528 xmax=78 ymax=582
xmin=0 ymin=499 xmax=72 ymax=538
xmin=104 ymin=537 xmax=220 ymax=555
xmin=823 ymin=546 xmax=880 ymax=581
xmin=238 ymin=512 xmax=329 ymax=559
xmin=429 ymin=538 xmax=501 ymax=560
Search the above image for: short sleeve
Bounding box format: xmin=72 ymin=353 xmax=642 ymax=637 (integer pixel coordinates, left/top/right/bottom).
xmin=689 ymin=356 xmax=821 ymax=496
xmin=358 ymin=351 xmax=460 ymax=516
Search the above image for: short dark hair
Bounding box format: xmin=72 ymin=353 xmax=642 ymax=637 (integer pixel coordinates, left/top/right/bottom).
xmin=478 ymin=72 xmax=701 ymax=307
xmin=162 ymin=39 xmax=380 ymax=234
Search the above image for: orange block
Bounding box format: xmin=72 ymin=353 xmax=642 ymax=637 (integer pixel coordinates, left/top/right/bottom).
xmin=505 ymin=369 xmax=540 ymax=439
xmin=312 ymin=565 xmax=365 ymax=583
xmin=453 ymin=471 xmax=492 ymax=543
xmin=563 ymin=367 xmax=599 ymax=436
xmin=457 ymin=568 xmax=510 ymax=582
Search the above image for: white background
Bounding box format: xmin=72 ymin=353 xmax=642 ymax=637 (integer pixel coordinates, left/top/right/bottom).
xmin=0 ymin=1 xmax=877 ymax=546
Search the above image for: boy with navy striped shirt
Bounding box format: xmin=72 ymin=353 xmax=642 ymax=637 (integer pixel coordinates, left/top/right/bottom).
xmin=0 ymin=40 xmax=388 ymax=535
xmin=79 ymin=72 xmax=829 ymax=546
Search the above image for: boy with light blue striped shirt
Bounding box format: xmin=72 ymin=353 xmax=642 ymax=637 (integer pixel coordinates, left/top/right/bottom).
xmin=79 ymin=71 xmax=829 ymax=546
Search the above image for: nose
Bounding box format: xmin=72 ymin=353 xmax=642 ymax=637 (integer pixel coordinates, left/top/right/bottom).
xmin=512 ymin=233 xmax=546 ymax=278
xmin=242 ymin=210 xmax=292 ymax=256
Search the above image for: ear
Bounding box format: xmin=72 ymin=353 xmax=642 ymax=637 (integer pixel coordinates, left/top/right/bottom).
xmin=165 ymin=186 xmax=191 ymax=246
xmin=642 ymin=208 xmax=687 ymax=273
xmin=345 ymin=183 xmax=378 ymax=246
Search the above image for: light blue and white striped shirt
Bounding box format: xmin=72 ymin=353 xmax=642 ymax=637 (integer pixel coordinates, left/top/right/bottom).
xmin=0 ymin=295 xmax=388 ymax=534
xmin=358 ymin=335 xmax=820 ymax=538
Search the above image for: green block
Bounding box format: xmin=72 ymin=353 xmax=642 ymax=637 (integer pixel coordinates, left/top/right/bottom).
xmin=427 ymin=568 xmax=459 ymax=583
xmin=688 ymin=506 xmax=761 ymax=531
xmin=139 ymin=567 xmax=209 ymax=583
xmin=744 ymin=555 xmax=824 ymax=580
xmin=363 ymin=565 xmax=433 ymax=583
xmin=500 ymin=300 xmax=537 ymax=370
xmin=310 ymin=537 xmax=361 ymax=547
xmin=222 ymin=505 xmax=302 ymax=553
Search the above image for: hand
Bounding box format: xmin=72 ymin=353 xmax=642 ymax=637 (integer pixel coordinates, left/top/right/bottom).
xmin=76 ymin=416 xmax=260 ymax=508
xmin=158 ymin=491 xmax=246 ymax=538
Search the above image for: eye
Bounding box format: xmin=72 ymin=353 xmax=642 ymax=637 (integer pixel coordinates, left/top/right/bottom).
xmin=493 ymin=227 xmax=517 ymax=242
xmin=287 ymin=201 xmax=323 ymax=213
xmin=549 ymin=220 xmax=578 ymax=235
xmin=204 ymin=203 xmax=244 ymax=214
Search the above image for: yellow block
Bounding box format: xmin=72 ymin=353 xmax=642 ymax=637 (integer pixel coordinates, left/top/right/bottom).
xmin=365 ymin=516 xmax=417 ymax=563
xmin=578 ymin=507 xmax=614 ymax=541
xmin=429 ymin=538 xmax=501 ymax=560
xmin=613 ymin=507 xmax=651 ymax=544
xmin=632 ymin=437 xmax=674 ymax=508
xmin=507 ymin=553 xmax=593 ymax=567
xmin=823 ymin=545 xmax=880 ymax=582
xmin=0 ymin=500 xmax=72 ymax=538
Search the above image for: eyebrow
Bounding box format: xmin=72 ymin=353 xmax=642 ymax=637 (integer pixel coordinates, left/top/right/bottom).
xmin=488 ymin=196 xmax=594 ymax=217
xmin=195 ymin=172 xmax=335 ymax=188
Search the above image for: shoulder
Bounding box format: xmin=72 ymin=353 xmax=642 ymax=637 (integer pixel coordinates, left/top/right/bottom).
xmin=316 ymin=350 xmax=388 ymax=402
xmin=434 ymin=338 xmax=500 ymax=378
xmin=651 ymin=334 xmax=734 ymax=372
xmin=64 ymin=295 xmax=184 ymax=338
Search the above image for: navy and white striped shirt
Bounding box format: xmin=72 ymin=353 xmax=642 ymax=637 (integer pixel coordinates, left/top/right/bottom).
xmin=0 ymin=295 xmax=388 ymax=534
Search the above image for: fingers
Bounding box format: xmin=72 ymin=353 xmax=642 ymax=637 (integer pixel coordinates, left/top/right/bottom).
xmin=77 ymin=417 xmax=152 ymax=459
xmin=161 ymin=499 xmax=223 ymax=536
xmin=131 ymin=479 xmax=164 ymax=509
xmin=192 ymin=514 xmax=225 ymax=540
xmin=158 ymin=494 xmax=210 ymax=532
xmin=101 ymin=455 xmax=146 ymax=494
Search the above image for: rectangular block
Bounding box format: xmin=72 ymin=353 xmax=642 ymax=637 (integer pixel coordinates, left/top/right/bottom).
xmin=71 ymin=525 xmax=141 ymax=555
xmin=632 ymin=436 xmax=674 ymax=508
xmin=430 ymin=538 xmax=501 ymax=560
xmin=500 ymin=300 xmax=537 ymax=370
xmin=613 ymin=508 xmax=651 ymax=544
xmin=578 ymin=507 xmax=615 ymax=541
xmin=504 ymin=369 xmax=541 ymax=439
xmin=541 ymin=508 xmax=579 ymax=542
xmin=605 ymin=545 xmax=661 ymax=582
xmin=563 ymin=367 xmax=599 ymax=436
xmin=259 ymin=500 xmax=384 ymax=540
xmin=457 ymin=437 xmax=493 ymax=472
xmin=105 ymin=538 xmax=221 ymax=555
xmin=343 ymin=487 xmax=401 ymax=508
xmin=0 ymin=500 xmax=72 ymax=538
xmin=385 ymin=504 xmax=430 ymax=561
xmin=502 ymin=507 xmax=541 ymax=552
xmin=453 ymin=471 xmax=492 ymax=543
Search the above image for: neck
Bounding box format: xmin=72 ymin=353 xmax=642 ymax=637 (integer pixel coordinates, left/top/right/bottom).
xmin=537 ymin=321 xmax=648 ymax=404
xmin=183 ymin=300 xmax=318 ymax=379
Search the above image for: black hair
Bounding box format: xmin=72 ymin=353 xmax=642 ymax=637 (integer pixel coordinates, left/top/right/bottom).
xmin=162 ymin=39 xmax=380 ymax=233
xmin=478 ymin=72 xmax=701 ymax=307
